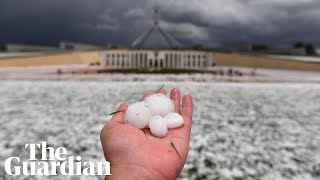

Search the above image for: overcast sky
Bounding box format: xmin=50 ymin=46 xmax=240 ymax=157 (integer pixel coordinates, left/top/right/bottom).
xmin=0 ymin=0 xmax=319 ymax=48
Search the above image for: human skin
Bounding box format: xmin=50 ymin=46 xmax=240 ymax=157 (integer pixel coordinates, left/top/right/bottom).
xmin=100 ymin=88 xmax=194 ymax=180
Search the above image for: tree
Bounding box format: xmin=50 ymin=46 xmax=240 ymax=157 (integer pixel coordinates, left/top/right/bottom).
xmin=251 ymin=44 xmax=268 ymax=51
xmin=305 ymin=44 xmax=316 ymax=55
xmin=293 ymin=41 xmax=305 ymax=49
xmin=191 ymin=44 xmax=204 ymax=50
xmin=0 ymin=45 xmax=5 ymax=51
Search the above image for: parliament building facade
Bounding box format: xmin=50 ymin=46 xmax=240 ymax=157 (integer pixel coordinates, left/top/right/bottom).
xmin=100 ymin=50 xmax=213 ymax=69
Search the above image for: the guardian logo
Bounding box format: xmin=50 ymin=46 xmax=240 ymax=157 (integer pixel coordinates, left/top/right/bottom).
xmin=4 ymin=141 xmax=111 ymax=176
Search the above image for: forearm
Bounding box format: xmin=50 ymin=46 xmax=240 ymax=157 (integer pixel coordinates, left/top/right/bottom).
xmin=106 ymin=165 xmax=168 ymax=180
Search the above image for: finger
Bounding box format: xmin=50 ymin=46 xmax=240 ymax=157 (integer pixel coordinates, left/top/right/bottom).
xmin=181 ymin=94 xmax=193 ymax=131
xmin=109 ymin=103 xmax=128 ymax=124
xmin=157 ymin=88 xmax=167 ymax=95
xmin=141 ymin=90 xmax=156 ymax=101
xmin=170 ymin=88 xmax=181 ymax=114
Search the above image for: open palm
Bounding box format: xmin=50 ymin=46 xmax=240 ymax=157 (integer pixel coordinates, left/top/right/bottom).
xmin=100 ymin=88 xmax=194 ymax=180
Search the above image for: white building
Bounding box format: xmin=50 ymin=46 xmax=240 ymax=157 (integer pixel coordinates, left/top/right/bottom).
xmin=59 ymin=42 xmax=102 ymax=51
xmin=100 ymin=50 xmax=213 ymax=69
xmin=315 ymin=48 xmax=320 ymax=56
xmin=100 ymin=7 xmax=213 ymax=70
xmin=5 ymin=44 xmax=57 ymax=52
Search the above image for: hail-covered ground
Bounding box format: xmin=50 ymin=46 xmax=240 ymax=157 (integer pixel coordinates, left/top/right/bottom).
xmin=0 ymin=81 xmax=319 ymax=180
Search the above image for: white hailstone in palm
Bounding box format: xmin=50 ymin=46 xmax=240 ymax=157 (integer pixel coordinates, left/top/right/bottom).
xmin=164 ymin=113 xmax=184 ymax=129
xmin=124 ymin=101 xmax=151 ymax=129
xmin=149 ymin=115 xmax=168 ymax=137
xmin=144 ymin=93 xmax=175 ymax=117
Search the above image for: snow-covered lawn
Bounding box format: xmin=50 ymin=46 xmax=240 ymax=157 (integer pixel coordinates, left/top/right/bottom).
xmin=0 ymin=81 xmax=319 ymax=180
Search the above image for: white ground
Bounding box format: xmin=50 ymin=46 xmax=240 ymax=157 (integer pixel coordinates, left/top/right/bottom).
xmin=0 ymin=81 xmax=319 ymax=180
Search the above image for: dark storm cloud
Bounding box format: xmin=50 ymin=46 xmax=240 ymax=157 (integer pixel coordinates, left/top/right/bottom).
xmin=0 ymin=0 xmax=320 ymax=48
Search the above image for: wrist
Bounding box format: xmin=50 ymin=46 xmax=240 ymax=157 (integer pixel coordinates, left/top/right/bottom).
xmin=106 ymin=165 xmax=167 ymax=180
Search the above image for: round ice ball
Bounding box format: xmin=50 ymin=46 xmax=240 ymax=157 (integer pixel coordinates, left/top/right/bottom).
xmin=144 ymin=93 xmax=175 ymax=117
xmin=149 ymin=115 xmax=168 ymax=138
xmin=164 ymin=113 xmax=184 ymax=129
xmin=124 ymin=101 xmax=151 ymax=129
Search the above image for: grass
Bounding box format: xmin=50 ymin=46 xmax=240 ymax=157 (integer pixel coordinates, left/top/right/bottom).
xmin=1 ymin=50 xmax=320 ymax=72
xmin=213 ymin=52 xmax=320 ymax=71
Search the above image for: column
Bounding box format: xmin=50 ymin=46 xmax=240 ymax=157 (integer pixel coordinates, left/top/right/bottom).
xmin=145 ymin=54 xmax=148 ymax=68
xmin=116 ymin=54 xmax=119 ymax=67
xmin=175 ymin=53 xmax=178 ymax=68
xmin=134 ymin=53 xmax=138 ymax=68
xmin=135 ymin=53 xmax=139 ymax=68
xmin=201 ymin=55 xmax=206 ymax=68
xmin=101 ymin=52 xmax=106 ymax=66
xmin=156 ymin=59 xmax=159 ymax=69
xmin=158 ymin=59 xmax=161 ymax=68
xmin=170 ymin=53 xmax=173 ymax=68
xmin=125 ymin=54 xmax=128 ymax=68
xmin=142 ymin=54 xmax=145 ymax=68
xmin=120 ymin=54 xmax=123 ymax=68
xmin=177 ymin=53 xmax=182 ymax=69
xmin=191 ymin=55 xmax=193 ymax=68
xmin=142 ymin=53 xmax=145 ymax=68
xmin=117 ymin=54 xmax=120 ymax=68
xmin=195 ymin=55 xmax=198 ymax=68
xmin=114 ymin=54 xmax=117 ymax=67
xmin=182 ymin=54 xmax=186 ymax=69
xmin=106 ymin=54 xmax=109 ymax=66
xmin=186 ymin=55 xmax=189 ymax=69
xmin=208 ymin=53 xmax=212 ymax=67
xmin=180 ymin=53 xmax=184 ymax=68
xmin=131 ymin=53 xmax=134 ymax=68
xmin=137 ymin=53 xmax=140 ymax=68
xmin=172 ymin=53 xmax=175 ymax=68
xmin=139 ymin=53 xmax=143 ymax=68
xmin=122 ymin=54 xmax=125 ymax=68
xmin=128 ymin=53 xmax=131 ymax=68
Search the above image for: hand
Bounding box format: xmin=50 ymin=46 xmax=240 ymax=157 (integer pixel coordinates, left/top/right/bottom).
xmin=100 ymin=88 xmax=194 ymax=180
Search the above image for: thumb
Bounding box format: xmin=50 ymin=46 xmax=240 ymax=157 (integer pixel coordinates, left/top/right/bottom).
xmin=108 ymin=103 xmax=128 ymax=124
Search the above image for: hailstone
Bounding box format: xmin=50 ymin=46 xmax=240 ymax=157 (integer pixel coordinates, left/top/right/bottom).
xmin=148 ymin=115 xmax=168 ymax=137
xmin=164 ymin=113 xmax=184 ymax=129
xmin=144 ymin=93 xmax=175 ymax=117
xmin=124 ymin=101 xmax=151 ymax=129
